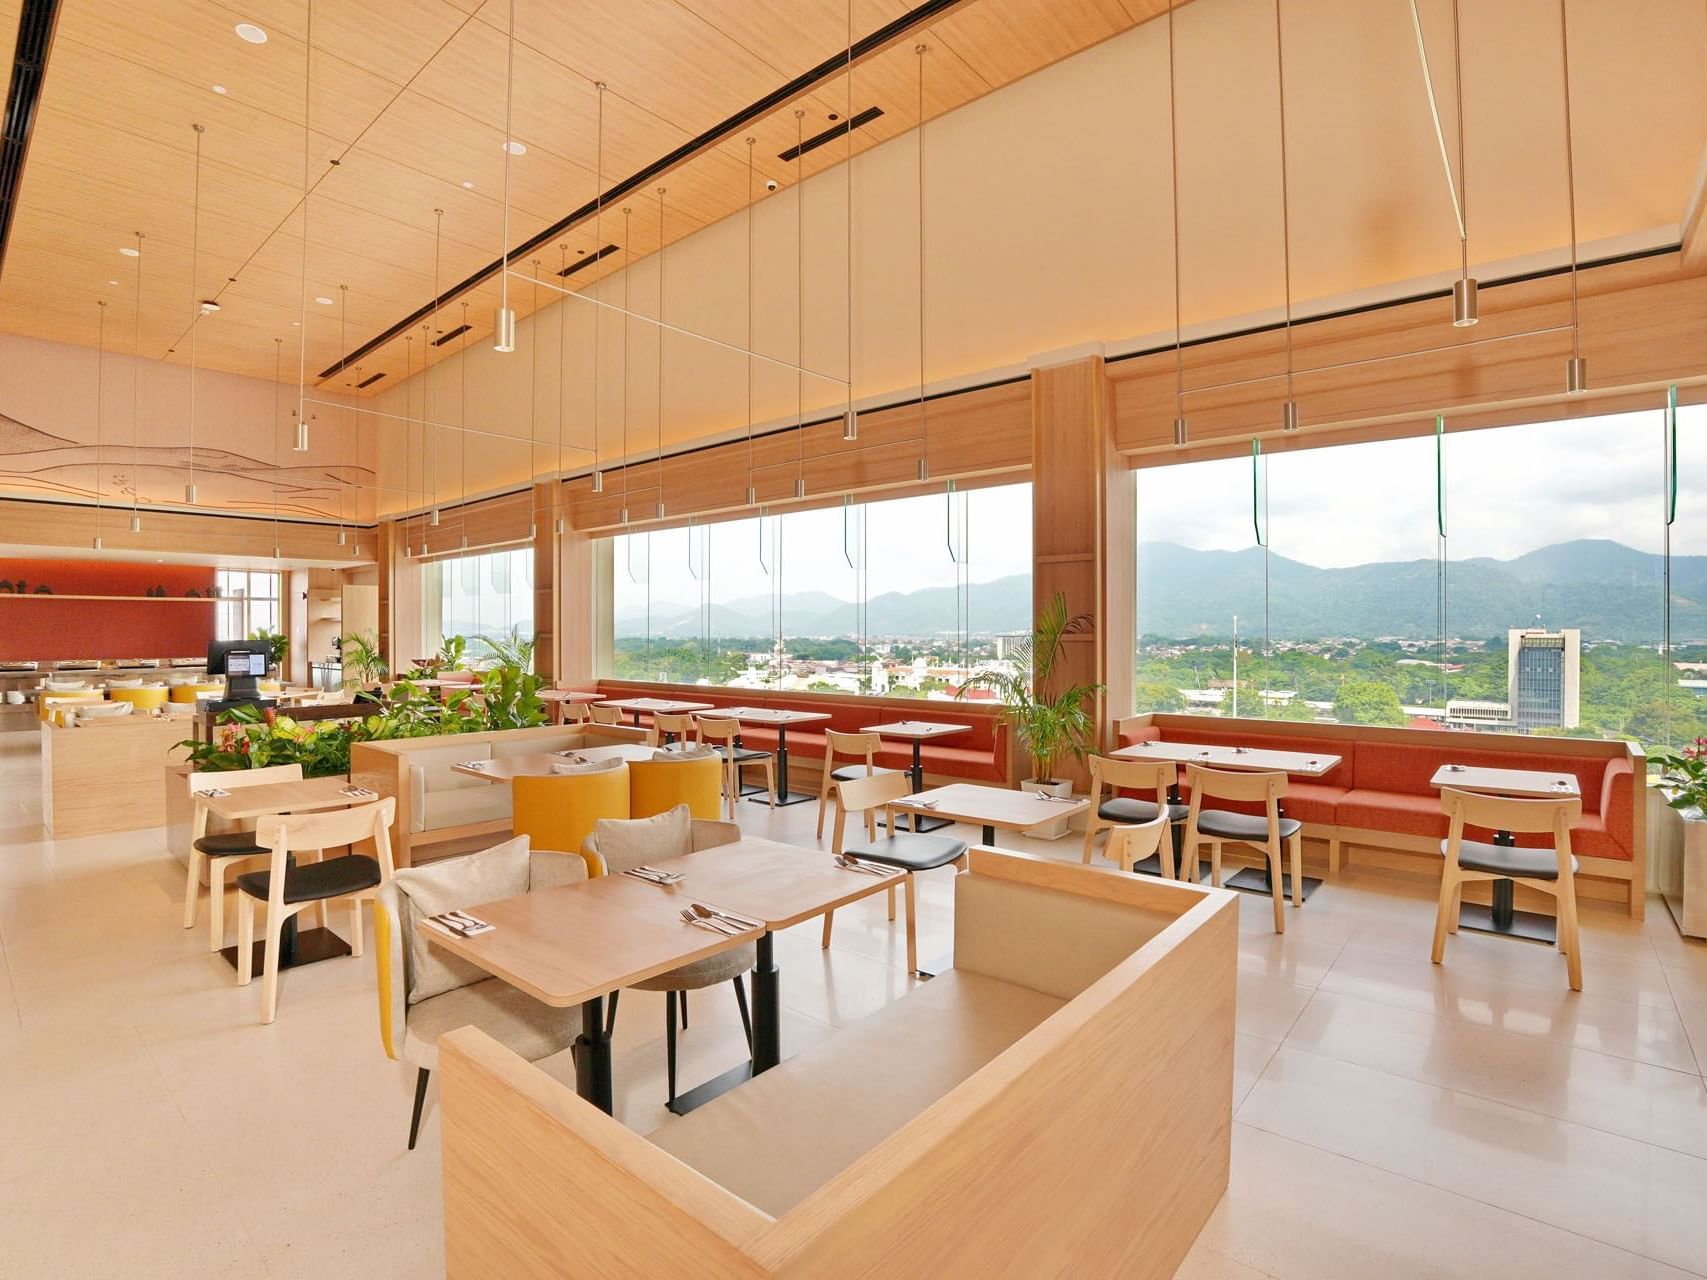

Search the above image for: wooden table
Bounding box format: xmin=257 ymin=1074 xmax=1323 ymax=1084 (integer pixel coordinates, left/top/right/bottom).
xmin=451 ymin=743 xmax=656 ymax=782
xmin=861 ymin=720 xmax=970 ymax=832
xmin=714 ymin=706 xmax=833 ymax=807
xmin=426 ymin=837 xmax=902 ymax=1116
xmin=596 ymin=697 xmax=715 ymax=728
xmin=1112 ymin=739 xmax=1342 ymax=899
xmin=539 ymin=688 xmax=603 ymax=725
xmin=891 ymin=782 xmax=1090 ymax=848
xmin=199 ymin=774 xmax=377 ymax=972
xmin=1430 ymin=764 xmax=1581 ymax=944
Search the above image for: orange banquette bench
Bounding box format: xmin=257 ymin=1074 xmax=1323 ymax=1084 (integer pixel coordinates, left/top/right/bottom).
xmin=573 ymin=681 xmax=1013 ymax=786
xmin=1112 ymin=712 xmax=1646 ymax=918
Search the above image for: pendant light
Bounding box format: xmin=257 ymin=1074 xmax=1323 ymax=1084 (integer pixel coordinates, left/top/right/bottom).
xmin=459 ymin=300 xmax=470 ymax=548
xmin=591 ymin=83 xmax=607 ymax=494
xmin=915 ymin=44 xmax=929 ymax=483
xmin=794 ymin=109 xmax=807 ymax=501
xmin=1275 ymin=0 xmax=1299 ymax=431
xmin=1449 ymin=0 xmax=1476 ymax=326
xmin=527 ymin=258 xmax=541 ymax=537
xmin=744 ymin=136 xmax=758 ymax=506
xmin=185 ymin=122 xmax=205 ymax=502
xmin=1560 ymin=0 xmax=1585 ymax=393
xmin=493 ymin=0 xmax=518 ymax=352
xmin=429 ymin=207 xmax=444 ymax=527
xmin=841 ymin=0 xmax=858 ymax=444
xmin=294 ymin=3 xmax=314 ymax=449
xmin=93 ymin=300 xmax=105 ymax=549
xmin=129 ymin=231 xmax=143 ymax=532
xmin=336 ymin=284 xmax=350 ymax=549
xmin=654 ymin=186 xmax=667 ymax=521
xmin=1167 ymin=5 xmax=1188 ymax=447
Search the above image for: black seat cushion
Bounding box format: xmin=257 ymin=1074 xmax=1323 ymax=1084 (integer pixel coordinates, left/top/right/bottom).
xmin=1447 ymin=839 xmax=1577 ymax=880
xmin=235 ymin=855 xmax=382 ymax=904
xmin=731 ymin=748 xmax=773 ymax=763
xmin=841 ymin=832 xmax=968 ymax=872
xmin=831 ymin=764 xmax=899 ymax=782
xmin=1099 ymin=797 xmax=1189 ymax=825
xmin=194 ymin=831 xmax=266 ymax=857
xmin=1194 ymin=809 xmax=1302 ymax=842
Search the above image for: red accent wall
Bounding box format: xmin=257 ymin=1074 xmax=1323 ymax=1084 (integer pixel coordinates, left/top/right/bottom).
xmin=0 ymin=559 xmax=219 ymax=661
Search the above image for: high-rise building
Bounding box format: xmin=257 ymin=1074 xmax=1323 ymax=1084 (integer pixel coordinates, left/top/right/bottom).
xmin=1509 ymin=628 xmax=1581 ymax=730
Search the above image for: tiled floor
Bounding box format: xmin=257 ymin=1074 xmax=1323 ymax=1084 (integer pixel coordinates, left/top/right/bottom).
xmin=1 ymin=732 xmax=1704 ymax=1279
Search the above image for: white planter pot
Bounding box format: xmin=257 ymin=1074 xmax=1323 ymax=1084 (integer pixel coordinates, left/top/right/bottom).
xmin=1020 ymin=777 xmax=1075 ymax=840
xmin=1653 ymin=798 xmax=1707 ymax=940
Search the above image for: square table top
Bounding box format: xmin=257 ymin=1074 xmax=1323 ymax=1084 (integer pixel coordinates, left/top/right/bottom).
xmin=1429 ymin=764 xmax=1581 ymax=798
xmin=425 ymin=837 xmax=900 ymax=1008
xmin=1111 ymin=739 xmax=1341 ymax=777
xmin=892 ymin=782 xmax=1089 ymax=831
xmin=198 ymin=774 xmax=369 ymax=822
xmin=860 ymin=720 xmax=971 ymax=740
xmin=596 ymin=697 xmax=716 ymax=714
xmin=712 ymin=706 xmax=832 ymax=726
xmin=538 ymin=689 xmax=603 ymax=703
xmin=452 ymin=743 xmax=657 ymax=782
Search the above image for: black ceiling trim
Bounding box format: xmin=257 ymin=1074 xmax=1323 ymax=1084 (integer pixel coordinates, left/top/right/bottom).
xmin=778 ymin=106 xmax=883 ymax=162
xmin=355 ymin=371 xmax=386 ymax=388
xmin=319 ymin=0 xmax=968 ymax=381
xmin=0 ymin=0 xmax=61 ymax=283
xmin=559 ymin=243 xmax=620 ymax=278
xmin=430 ymin=323 xmax=471 ymax=347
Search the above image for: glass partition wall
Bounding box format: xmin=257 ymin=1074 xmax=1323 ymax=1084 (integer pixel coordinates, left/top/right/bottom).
xmin=424 ymin=547 xmax=535 ymax=652
xmin=1136 ymin=398 xmax=1693 ymax=749
xmin=608 ymin=481 xmax=1033 ymax=697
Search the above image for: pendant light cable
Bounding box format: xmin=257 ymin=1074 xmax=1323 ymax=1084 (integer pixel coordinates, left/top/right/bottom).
xmin=556 ymin=241 xmax=568 ymax=533
xmin=272 ymin=338 xmax=282 ymax=557
xmin=592 ymin=82 xmax=606 ymax=492
xmin=529 ymin=258 xmax=541 ymax=533
xmin=93 ymin=301 xmax=105 ymax=548
xmin=459 ymin=300 xmax=470 ymax=547
xmin=187 ymin=122 xmax=205 ymax=500
xmin=430 ymin=208 xmax=444 ymax=524
xmin=129 ymin=231 xmax=143 ymax=532
xmin=656 ymin=185 xmax=667 ymax=519
xmin=1560 ymin=0 xmax=1584 ymax=391
xmin=621 ymin=206 xmax=632 ymax=521
xmin=794 ymin=108 xmax=806 ymax=500
xmin=494 ymin=0 xmax=517 ymax=351
xmin=295 ymin=0 xmax=313 ymax=449
xmin=1452 ymin=0 xmax=1469 ymax=294
xmin=1167 ymin=3 xmax=1187 ymax=445
xmin=404 ymin=333 xmax=415 ymax=555
xmin=1275 ymin=0 xmax=1297 ymax=430
xmin=745 ymin=135 xmax=757 ymax=505
xmin=917 ymin=44 xmax=927 ymax=481
xmin=843 ymin=0 xmax=857 ymax=443
xmin=338 ymin=284 xmax=349 ymax=546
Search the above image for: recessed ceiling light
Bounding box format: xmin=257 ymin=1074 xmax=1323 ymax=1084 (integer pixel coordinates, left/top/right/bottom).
xmin=118 ymin=246 xmax=140 ymax=257
xmin=461 ymin=180 xmax=474 ymax=189
xmin=502 ymin=139 xmax=526 ymax=155
xmin=314 ymin=296 xmax=333 ymax=305
xmin=211 ymin=84 xmax=228 ymax=95
xmin=234 ymin=22 xmax=267 ymax=44
xmin=200 ymin=299 xmax=221 ymax=314
xmin=291 ymin=320 xmax=301 ymax=326
xmin=107 ymin=279 xmax=119 ymax=285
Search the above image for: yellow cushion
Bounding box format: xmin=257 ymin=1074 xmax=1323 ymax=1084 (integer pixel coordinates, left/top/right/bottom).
xmin=169 ymin=682 xmax=223 ymax=703
xmin=628 ymin=755 xmax=722 ymax=822
xmin=107 ymin=687 xmax=168 ymax=711
xmin=512 ymin=766 xmax=631 ymax=875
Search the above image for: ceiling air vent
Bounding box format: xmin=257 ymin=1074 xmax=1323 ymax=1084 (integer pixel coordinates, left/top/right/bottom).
xmin=777 ymin=106 xmax=883 ymax=162
xmin=0 ymin=0 xmax=61 ymax=271
xmin=431 ymin=323 xmax=471 ymax=347
xmin=355 ymin=371 xmax=385 ymax=388
xmin=559 ymin=243 xmax=620 ymax=278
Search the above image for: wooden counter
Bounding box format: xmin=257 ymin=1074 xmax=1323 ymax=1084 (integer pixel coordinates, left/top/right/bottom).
xmin=40 ymin=715 xmax=191 ymax=837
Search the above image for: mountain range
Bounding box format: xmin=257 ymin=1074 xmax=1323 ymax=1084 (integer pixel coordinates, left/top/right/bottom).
xmin=614 ymin=539 xmax=1707 ymax=644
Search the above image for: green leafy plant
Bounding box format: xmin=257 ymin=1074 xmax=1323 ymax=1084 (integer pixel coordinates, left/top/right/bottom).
xmin=177 ymin=705 xmax=354 ymax=778
xmin=248 ymin=627 xmax=288 ymax=671
xmin=341 ymin=631 xmax=388 ymax=688
xmin=1651 ymin=741 xmax=1707 ymax=814
xmin=472 ymin=628 xmax=535 ymax=672
xmin=957 ymin=592 xmax=1103 ymax=784
xmin=411 ymin=633 xmax=469 ymax=679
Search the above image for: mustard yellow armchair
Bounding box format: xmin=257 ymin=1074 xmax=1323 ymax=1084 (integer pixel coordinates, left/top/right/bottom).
xmin=511 ymin=761 xmax=630 ymax=876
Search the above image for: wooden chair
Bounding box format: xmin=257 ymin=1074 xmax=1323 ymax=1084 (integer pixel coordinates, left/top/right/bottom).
xmin=184 ymin=763 xmax=305 ymax=953
xmin=824 ymin=772 xmax=968 ymax=975
xmin=1433 ymin=788 xmax=1584 ymax=990
xmin=236 ymin=797 xmax=398 ymax=1024
xmin=589 ymin=704 xmax=622 ymax=725
xmin=814 ymin=730 xmax=898 ymax=839
xmin=1181 ymin=765 xmax=1299 ymax=934
xmin=1081 ymin=756 xmax=1185 ymax=872
xmin=695 ymin=716 xmax=775 ymax=816
xmin=653 ymin=711 xmax=697 ymax=748
xmin=563 ymin=700 xmax=592 ymax=724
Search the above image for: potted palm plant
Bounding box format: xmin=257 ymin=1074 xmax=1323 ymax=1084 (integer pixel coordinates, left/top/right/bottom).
xmin=958 ymin=592 xmax=1103 ymax=838
xmin=340 ymin=631 xmax=388 ymax=699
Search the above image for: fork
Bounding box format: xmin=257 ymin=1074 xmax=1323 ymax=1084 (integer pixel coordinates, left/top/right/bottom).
xmin=679 ymin=907 xmax=738 ymax=935
xmin=690 ymin=902 xmax=762 ymax=931
xmin=834 ymin=854 xmax=892 ymax=876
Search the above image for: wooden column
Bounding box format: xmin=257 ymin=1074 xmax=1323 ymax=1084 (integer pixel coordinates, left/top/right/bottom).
xmin=1031 ymin=354 xmax=1134 ymax=776
xmin=376 ymin=519 xmax=397 ymax=671
xmin=556 ymin=524 xmax=599 ymax=683
xmin=530 ymin=482 xmax=557 ymax=682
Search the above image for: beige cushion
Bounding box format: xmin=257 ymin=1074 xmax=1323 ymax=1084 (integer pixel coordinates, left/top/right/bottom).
xmin=651 ymin=745 xmax=719 ymax=762
xmin=952 ymin=873 xmax=1174 ymax=1001
xmin=528 ymin=850 xmax=591 ymax=891
xmin=402 ymin=976 xmax=576 ymax=1071
xmin=418 ymin=785 xmax=511 ymax=834
xmin=105 ymin=677 xmax=143 ymax=688
xmin=491 ymin=733 xmax=579 ymax=759
xmin=394 ymin=836 xmax=531 ymax=1003
xmin=631 ymin=941 xmax=757 ymax=992
xmin=550 ymin=756 xmax=626 ymax=776
xmin=649 ymin=969 xmax=1063 ymax=1216
xmin=593 ymin=804 xmax=693 ymax=873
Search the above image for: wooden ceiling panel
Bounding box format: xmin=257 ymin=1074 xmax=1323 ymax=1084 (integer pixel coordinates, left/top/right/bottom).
xmin=201 ymin=0 xmax=476 ymax=86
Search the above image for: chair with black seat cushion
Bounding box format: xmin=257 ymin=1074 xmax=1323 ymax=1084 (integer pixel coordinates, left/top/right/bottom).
xmin=653 ymin=711 xmax=697 ymax=748
xmin=815 ymin=729 xmax=898 ymax=839
xmin=822 ymin=772 xmax=968 ymax=974
xmin=1433 ymin=788 xmax=1583 ymax=989
xmin=696 ymin=716 xmax=775 ymax=815
xmin=1081 ymin=756 xmax=1185 ymax=873
xmin=1181 ymin=765 xmax=1300 ymax=934
xmin=236 ymin=797 xmax=397 ymax=1024
xmin=184 ymin=763 xmax=306 ymax=953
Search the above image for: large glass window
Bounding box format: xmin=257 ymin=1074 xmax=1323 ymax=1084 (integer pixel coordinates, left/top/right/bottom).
xmin=215 ymin=569 xmax=280 ymax=641
xmin=606 ymin=482 xmax=1033 ymax=698
xmin=426 ymin=547 xmax=534 ymax=650
xmin=1135 ymin=403 xmax=1683 ymax=748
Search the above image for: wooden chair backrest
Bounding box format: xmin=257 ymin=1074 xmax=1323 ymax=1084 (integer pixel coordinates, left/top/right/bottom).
xmin=834 ymin=770 xmax=911 ymax=813
xmin=1440 ymin=788 xmax=1581 ymax=838
xmin=1088 ymin=755 xmax=1174 ymax=801
xmin=694 ymin=716 xmax=742 ymax=742
xmin=188 ymin=763 xmax=304 ymax=794
xmin=565 ymin=701 xmax=592 ymax=723
xmin=589 ymin=704 xmax=622 ymax=725
xmin=256 ymin=797 xmax=398 ymax=881
xmin=1184 ymin=764 xmax=1287 ymax=804
xmin=825 ymin=730 xmax=882 ymax=761
xmin=653 ymin=712 xmax=696 ymax=738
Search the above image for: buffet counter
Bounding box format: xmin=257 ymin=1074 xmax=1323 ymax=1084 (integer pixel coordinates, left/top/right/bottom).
xmin=0 ymin=660 xmax=209 ymax=734
xmin=40 ymin=715 xmax=192 ymax=837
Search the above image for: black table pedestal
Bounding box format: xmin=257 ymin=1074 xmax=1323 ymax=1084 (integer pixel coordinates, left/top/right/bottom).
xmin=669 ymin=931 xmax=781 ymax=1116
xmin=748 ymin=724 xmax=816 ymax=806
xmin=575 ymin=995 xmax=614 ymax=1115
xmin=1457 ymin=829 xmax=1557 ymax=944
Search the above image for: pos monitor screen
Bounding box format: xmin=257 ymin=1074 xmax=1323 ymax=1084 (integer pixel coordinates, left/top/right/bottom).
xmin=206 ymin=640 xmax=268 ymax=695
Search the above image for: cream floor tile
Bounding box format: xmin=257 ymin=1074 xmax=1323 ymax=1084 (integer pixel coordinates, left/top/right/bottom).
xmin=1287 ymin=989 xmax=1707 ymax=1158
xmin=1202 ymin=1123 xmax=1699 ymax=1280
xmin=1233 ymin=1033 xmax=1281 ymax=1109
xmin=1173 ymin=1243 xmax=1276 ymax=1279
xmin=1238 ymin=1048 xmax=1707 ymax=1274
xmin=1318 ymin=944 xmax=1699 ymax=1072
xmin=1235 ymin=930 xmax=1347 ymax=989
xmin=1234 ymin=970 xmax=1315 ymax=1041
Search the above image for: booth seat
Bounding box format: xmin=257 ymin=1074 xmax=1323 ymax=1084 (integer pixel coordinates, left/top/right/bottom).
xmin=1114 ymin=712 xmax=1645 ymax=916
xmin=590 ymin=681 xmax=1012 ymax=785
xmin=408 ymin=743 xmax=509 ymax=835
xmin=436 ymin=849 xmax=1237 ymax=1279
